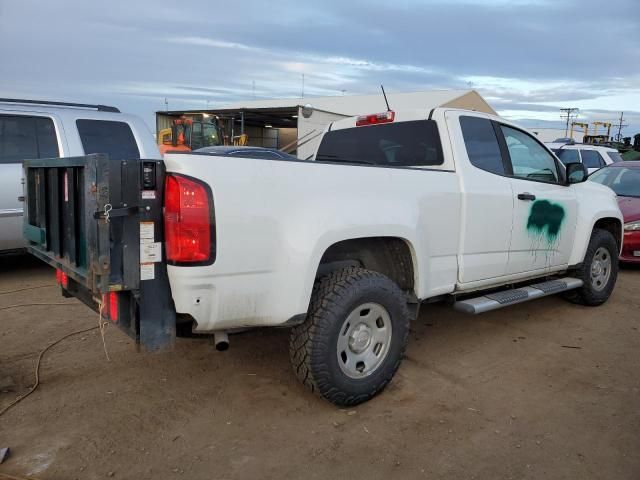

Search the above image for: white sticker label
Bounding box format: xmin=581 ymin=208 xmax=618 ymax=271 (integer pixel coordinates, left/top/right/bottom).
xmin=140 ymin=263 xmax=155 ymax=281
xmin=140 ymin=221 xmax=154 ymax=241
xmin=140 ymin=242 xmax=162 ymax=263
xmin=141 ymin=190 xmax=156 ymax=200
xmin=633 ymin=251 xmax=640 ymax=257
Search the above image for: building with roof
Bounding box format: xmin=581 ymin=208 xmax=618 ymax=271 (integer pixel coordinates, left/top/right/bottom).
xmin=156 ymin=89 xmax=496 ymax=159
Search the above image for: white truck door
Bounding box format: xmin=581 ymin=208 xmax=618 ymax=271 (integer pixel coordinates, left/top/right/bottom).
xmin=451 ymin=113 xmax=514 ymax=283
xmin=497 ymin=124 xmax=578 ymax=274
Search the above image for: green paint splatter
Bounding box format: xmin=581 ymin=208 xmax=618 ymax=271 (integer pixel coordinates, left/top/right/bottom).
xmin=527 ymin=200 xmax=565 ymax=241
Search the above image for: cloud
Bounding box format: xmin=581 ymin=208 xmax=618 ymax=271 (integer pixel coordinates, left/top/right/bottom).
xmin=167 ymin=36 xmax=261 ymax=52
xmin=0 ymin=0 xmax=638 ymax=135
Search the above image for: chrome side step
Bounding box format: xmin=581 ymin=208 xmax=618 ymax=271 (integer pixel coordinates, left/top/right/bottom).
xmin=453 ymin=277 xmax=583 ymax=314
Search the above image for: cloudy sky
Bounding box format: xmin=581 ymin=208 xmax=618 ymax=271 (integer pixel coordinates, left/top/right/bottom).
xmin=1 ymin=0 xmax=639 ymax=137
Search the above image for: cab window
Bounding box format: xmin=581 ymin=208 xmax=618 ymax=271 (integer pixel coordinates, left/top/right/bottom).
xmin=460 ymin=116 xmax=505 ymax=175
xmin=500 ymin=126 xmax=559 ymax=183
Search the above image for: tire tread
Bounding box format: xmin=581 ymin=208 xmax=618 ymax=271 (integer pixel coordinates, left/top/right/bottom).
xmin=289 ymin=266 xmax=410 ymax=405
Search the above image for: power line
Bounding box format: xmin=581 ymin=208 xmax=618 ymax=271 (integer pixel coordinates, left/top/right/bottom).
xmin=560 ymin=108 xmax=579 ymax=137
xmin=612 ymin=111 xmax=628 ymax=141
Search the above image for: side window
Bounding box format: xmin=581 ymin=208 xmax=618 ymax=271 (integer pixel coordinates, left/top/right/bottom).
xmin=460 ymin=116 xmax=505 ymax=175
xmin=0 ymin=115 xmax=59 ymax=164
xmin=76 ymin=120 xmax=140 ymax=160
xmin=500 ymin=126 xmax=559 ymax=183
xmin=581 ymin=150 xmax=605 ymax=169
xmin=607 ymin=151 xmax=623 ymax=163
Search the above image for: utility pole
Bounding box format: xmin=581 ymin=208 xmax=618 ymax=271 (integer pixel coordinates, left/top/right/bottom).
xmin=164 ymin=98 xmax=168 ymax=112
xmin=301 ymin=74 xmax=305 ymax=99
xmin=612 ymin=111 xmax=627 ymax=142
xmin=560 ymin=107 xmax=579 ymax=137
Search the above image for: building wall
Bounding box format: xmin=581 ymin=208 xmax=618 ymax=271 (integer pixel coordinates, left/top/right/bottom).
xmin=278 ymin=128 xmax=297 ymax=151
xmin=530 ymin=128 xmax=584 ymax=143
xmin=244 ymin=126 xmax=279 ymax=148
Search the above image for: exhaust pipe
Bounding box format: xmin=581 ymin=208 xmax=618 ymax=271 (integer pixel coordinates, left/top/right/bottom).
xmin=214 ymin=331 xmax=229 ymax=351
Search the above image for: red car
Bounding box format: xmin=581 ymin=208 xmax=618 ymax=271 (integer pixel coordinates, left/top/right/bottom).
xmin=589 ymin=161 xmax=640 ymax=263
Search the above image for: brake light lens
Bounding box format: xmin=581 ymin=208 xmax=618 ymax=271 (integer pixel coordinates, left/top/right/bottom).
xmin=108 ymin=292 xmax=118 ymax=322
xmin=164 ymin=174 xmax=214 ymax=264
xmin=55 ymin=268 xmax=68 ymax=288
xmin=101 ymin=292 xmax=119 ymax=322
xmin=356 ymin=111 xmax=395 ymax=127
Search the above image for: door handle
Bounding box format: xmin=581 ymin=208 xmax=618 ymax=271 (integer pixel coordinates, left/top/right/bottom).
xmin=517 ymin=192 xmax=536 ymax=201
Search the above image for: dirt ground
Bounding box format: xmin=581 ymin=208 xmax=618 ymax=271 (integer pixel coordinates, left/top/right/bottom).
xmin=0 ymin=254 xmax=639 ymax=480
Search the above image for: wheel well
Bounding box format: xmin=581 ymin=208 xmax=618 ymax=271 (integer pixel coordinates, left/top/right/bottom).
xmin=317 ymin=237 xmax=415 ymax=293
xmin=594 ymin=217 xmax=622 ymax=251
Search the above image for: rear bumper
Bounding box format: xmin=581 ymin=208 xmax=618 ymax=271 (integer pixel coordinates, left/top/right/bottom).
xmin=167 ymin=265 xmax=304 ymax=331
xmin=620 ymin=230 xmax=640 ymax=263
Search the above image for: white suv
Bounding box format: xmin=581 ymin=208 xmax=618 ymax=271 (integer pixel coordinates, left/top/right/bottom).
xmin=0 ymin=99 xmax=160 ymax=252
xmin=546 ymin=142 xmax=623 ymax=174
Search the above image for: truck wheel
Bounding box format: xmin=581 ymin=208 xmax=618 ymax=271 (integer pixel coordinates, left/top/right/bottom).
xmin=289 ymin=267 xmax=411 ymax=406
xmin=564 ymin=228 xmax=619 ymax=306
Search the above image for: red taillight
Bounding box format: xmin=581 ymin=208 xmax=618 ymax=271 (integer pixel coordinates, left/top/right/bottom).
xmin=101 ymin=292 xmax=119 ymax=322
xmin=55 ymin=268 xmax=68 ymax=288
xmin=356 ymin=111 xmax=395 ymax=127
xmin=108 ymin=292 xmax=118 ymax=322
xmin=164 ymin=174 xmax=214 ymax=264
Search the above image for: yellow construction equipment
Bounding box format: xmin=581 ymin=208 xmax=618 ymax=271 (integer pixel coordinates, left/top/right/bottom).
xmin=570 ymin=122 xmax=589 ymax=142
xmin=586 ymin=122 xmax=612 ymax=144
xmin=233 ymin=134 xmax=249 ymax=146
xmin=158 ymin=117 xmax=223 ymax=155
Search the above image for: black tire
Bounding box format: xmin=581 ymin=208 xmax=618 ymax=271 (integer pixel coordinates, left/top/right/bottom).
xmin=563 ymin=228 xmax=619 ymax=306
xmin=289 ymin=267 xmax=411 ymax=406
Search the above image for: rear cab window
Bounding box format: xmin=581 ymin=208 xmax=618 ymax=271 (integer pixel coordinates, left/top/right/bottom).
xmin=76 ymin=119 xmax=140 ymax=159
xmin=316 ymin=120 xmax=443 ymax=167
xmin=0 ymin=115 xmax=59 ymax=163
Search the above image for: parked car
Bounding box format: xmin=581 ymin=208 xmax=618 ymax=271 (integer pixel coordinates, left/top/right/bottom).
xmin=0 ymin=98 xmax=160 ymax=252
xmin=23 ymin=107 xmax=623 ymax=406
xmin=193 ymin=145 xmax=297 ymax=160
xmin=589 ymin=161 xmax=640 ymax=263
xmin=546 ymin=142 xmax=623 ymax=174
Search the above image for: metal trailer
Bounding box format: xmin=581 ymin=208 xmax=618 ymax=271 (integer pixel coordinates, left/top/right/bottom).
xmin=22 ymin=154 xmax=175 ymax=351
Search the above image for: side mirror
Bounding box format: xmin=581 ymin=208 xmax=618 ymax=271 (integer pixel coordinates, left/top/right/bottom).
xmin=565 ymin=162 xmax=588 ymax=184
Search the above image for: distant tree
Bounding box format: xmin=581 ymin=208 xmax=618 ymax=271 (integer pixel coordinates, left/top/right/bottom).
xmin=634 ymin=134 xmax=640 ymax=152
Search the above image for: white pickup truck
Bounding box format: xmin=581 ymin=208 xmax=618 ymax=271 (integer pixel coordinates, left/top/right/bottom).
xmin=24 ymin=107 xmax=623 ymax=406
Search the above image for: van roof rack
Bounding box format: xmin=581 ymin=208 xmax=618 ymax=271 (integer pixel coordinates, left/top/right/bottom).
xmin=0 ymin=98 xmax=120 ymax=113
